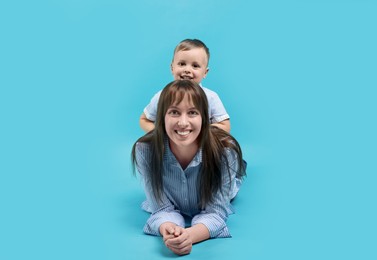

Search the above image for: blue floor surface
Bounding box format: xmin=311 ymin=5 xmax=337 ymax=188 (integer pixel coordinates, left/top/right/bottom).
xmin=1 ymin=1 xmax=376 ymax=259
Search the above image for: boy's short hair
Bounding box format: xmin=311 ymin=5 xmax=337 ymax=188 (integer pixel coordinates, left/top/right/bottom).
xmin=173 ymin=39 xmax=210 ymax=64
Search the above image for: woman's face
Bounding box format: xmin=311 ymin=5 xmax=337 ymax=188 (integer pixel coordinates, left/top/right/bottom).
xmin=164 ymin=94 xmax=202 ymax=152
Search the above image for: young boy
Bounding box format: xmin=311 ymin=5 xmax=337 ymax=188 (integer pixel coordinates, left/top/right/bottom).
xmin=139 ymin=39 xmax=231 ymax=133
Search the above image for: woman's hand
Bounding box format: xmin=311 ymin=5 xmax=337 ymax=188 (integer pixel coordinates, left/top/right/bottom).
xmin=164 ymin=226 xmax=192 ymax=255
xmin=159 ymin=223 xmax=192 ymax=255
xmin=159 ymin=222 xmax=177 ymax=242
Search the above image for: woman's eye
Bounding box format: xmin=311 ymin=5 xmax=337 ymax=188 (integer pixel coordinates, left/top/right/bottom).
xmin=168 ymin=110 xmax=179 ymax=116
xmin=188 ymin=110 xmax=199 ymax=116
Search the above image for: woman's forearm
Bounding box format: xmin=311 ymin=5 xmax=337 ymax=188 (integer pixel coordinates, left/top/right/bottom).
xmin=186 ymin=223 xmax=210 ymax=244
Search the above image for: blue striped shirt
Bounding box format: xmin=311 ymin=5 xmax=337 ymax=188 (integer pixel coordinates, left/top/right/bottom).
xmin=135 ymin=138 xmax=242 ymax=238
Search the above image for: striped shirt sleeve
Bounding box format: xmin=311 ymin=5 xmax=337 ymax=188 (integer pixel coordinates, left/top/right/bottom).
xmin=135 ymin=143 xmax=185 ymax=236
xmin=191 ymin=149 xmax=240 ymax=238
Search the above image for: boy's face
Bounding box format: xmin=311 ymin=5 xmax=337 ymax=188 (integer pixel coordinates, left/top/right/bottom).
xmin=171 ymin=48 xmax=209 ymax=84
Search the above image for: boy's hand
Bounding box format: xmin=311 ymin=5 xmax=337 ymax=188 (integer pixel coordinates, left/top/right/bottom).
xmin=211 ymin=119 xmax=231 ymax=133
xmin=139 ymin=113 xmax=155 ymax=133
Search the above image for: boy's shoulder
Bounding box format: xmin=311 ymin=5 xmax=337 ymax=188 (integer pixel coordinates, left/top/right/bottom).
xmin=200 ymin=84 xmax=221 ymax=99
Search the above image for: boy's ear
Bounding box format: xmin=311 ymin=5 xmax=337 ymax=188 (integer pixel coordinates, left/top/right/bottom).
xmin=204 ymin=67 xmax=209 ymax=78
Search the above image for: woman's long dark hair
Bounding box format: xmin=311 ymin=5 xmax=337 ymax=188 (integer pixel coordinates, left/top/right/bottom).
xmin=131 ymin=80 xmax=246 ymax=207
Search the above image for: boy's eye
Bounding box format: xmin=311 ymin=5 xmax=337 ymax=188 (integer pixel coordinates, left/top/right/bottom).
xmin=192 ymin=64 xmax=200 ymax=68
xmin=178 ymin=62 xmax=186 ymax=66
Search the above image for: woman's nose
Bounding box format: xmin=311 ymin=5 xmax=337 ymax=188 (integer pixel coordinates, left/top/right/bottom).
xmin=177 ymin=116 xmax=188 ymax=127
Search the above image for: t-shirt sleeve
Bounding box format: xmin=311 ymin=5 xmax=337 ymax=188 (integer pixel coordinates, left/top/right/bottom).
xmin=206 ymin=90 xmax=230 ymax=124
xmin=143 ymin=90 xmax=162 ymax=122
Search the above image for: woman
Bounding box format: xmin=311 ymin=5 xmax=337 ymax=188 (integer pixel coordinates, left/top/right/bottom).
xmin=131 ymin=80 xmax=246 ymax=255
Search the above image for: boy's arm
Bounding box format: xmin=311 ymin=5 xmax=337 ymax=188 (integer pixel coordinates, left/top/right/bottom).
xmin=211 ymin=119 xmax=231 ymax=133
xmin=139 ymin=112 xmax=155 ymax=132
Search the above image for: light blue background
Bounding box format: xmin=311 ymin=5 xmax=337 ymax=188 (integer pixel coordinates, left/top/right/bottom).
xmin=1 ymin=0 xmax=376 ymax=259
